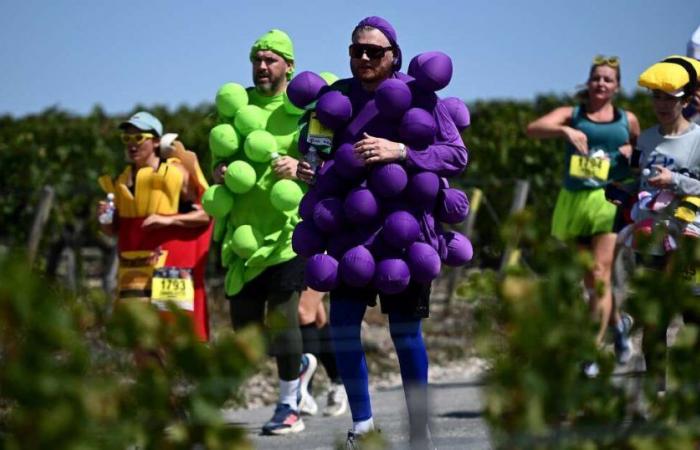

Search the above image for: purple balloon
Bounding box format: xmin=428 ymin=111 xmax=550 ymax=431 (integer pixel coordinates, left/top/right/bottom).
xmin=305 ymin=254 xmax=339 ymax=291
xmin=442 ymin=231 xmax=473 ymax=266
xmin=406 ymin=172 xmax=440 ymax=209
xmin=368 ymin=163 xmax=408 ymax=198
xmin=339 ymin=245 xmax=376 ymax=287
xmin=299 ymin=189 xmax=321 ymax=221
xmin=287 ymin=71 xmax=327 ymax=109
xmin=325 ymin=233 xmax=352 ymax=259
xmin=408 ymin=52 xmax=453 ymax=92
xmin=406 ymin=242 xmax=441 ymax=283
xmin=313 ymin=197 xmax=345 ymax=234
xmin=408 ymin=81 xmax=439 ymax=111
xmin=344 ymin=187 xmax=380 ymax=225
xmin=315 ymin=163 xmax=350 ymax=197
xmin=375 ymin=78 xmax=413 ymax=119
xmin=399 ymin=108 xmax=436 ymax=149
xmin=333 ymin=142 xmax=366 ymax=180
xmin=442 ymin=97 xmax=470 ymax=131
xmin=383 ymin=210 xmax=420 ymax=250
xmin=374 ymin=258 xmax=411 ymax=295
xmin=316 ymin=91 xmax=353 ymax=130
xmin=292 ymin=221 xmax=327 ymax=257
xmin=436 ymin=188 xmax=469 ymax=224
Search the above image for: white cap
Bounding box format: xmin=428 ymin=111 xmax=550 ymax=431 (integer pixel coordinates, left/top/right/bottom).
xmin=688 ymin=24 xmax=700 ymax=60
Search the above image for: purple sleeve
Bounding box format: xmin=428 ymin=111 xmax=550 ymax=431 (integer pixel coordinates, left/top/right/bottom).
xmin=404 ymin=102 xmax=468 ymax=177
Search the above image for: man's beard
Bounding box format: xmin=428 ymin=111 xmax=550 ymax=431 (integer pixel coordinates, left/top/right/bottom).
xmin=255 ymin=73 xmax=284 ymax=95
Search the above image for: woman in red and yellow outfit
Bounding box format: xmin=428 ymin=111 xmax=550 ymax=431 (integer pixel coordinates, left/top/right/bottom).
xmin=98 ymin=111 xmax=212 ymax=341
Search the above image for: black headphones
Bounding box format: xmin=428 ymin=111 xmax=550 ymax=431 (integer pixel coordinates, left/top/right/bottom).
xmin=662 ymin=57 xmax=699 ymax=95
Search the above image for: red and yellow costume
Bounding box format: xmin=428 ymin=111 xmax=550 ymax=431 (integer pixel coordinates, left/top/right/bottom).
xmin=99 ymin=144 xmax=212 ymax=341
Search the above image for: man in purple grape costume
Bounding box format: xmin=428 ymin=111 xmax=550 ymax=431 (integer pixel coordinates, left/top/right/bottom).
xmin=296 ymin=16 xmax=468 ymax=448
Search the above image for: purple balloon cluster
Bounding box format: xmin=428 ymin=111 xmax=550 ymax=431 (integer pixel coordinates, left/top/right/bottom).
xmin=292 ymin=52 xmax=473 ymax=294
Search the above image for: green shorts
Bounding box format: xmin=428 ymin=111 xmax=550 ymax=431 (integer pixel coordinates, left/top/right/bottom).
xmin=551 ymin=188 xmax=617 ymax=241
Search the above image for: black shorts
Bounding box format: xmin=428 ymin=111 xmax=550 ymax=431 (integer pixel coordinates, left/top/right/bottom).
xmin=228 ymin=256 xmax=306 ymax=302
xmin=330 ymin=281 xmax=432 ymax=319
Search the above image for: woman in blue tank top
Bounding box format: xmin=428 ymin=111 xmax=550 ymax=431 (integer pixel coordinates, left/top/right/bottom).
xmin=526 ymin=56 xmax=640 ymax=364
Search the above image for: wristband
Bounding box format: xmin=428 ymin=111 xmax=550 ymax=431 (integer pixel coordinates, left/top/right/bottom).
xmin=397 ymin=143 xmax=407 ymax=160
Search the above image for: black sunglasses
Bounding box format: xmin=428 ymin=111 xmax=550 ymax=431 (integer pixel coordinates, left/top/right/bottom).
xmin=349 ymin=43 xmax=393 ymax=60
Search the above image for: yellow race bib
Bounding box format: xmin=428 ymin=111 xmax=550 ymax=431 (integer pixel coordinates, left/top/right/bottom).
xmin=569 ymin=155 xmax=610 ymax=181
xmin=151 ymin=267 xmax=195 ymax=311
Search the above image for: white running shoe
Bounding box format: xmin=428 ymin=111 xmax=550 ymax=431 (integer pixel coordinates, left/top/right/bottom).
xmin=298 ymin=353 xmax=318 ymax=416
xmin=323 ymin=382 xmax=348 ymax=416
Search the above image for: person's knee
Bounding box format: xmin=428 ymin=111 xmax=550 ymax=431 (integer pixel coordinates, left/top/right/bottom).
xmin=298 ymin=301 xmax=317 ymax=325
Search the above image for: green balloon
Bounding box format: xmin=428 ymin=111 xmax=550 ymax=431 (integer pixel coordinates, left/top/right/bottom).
xmin=216 ymin=83 xmax=248 ymax=118
xmin=270 ymin=179 xmax=304 ymax=212
xmin=233 ymin=104 xmax=267 ymax=137
xmin=231 ymin=225 xmax=263 ymax=259
xmin=244 ymin=129 xmax=278 ymax=163
xmin=209 ymin=124 xmax=240 ymax=158
xmin=224 ymin=160 xmax=257 ymax=194
xmin=283 ymin=91 xmax=305 ymax=116
xmin=319 ymin=71 xmax=339 ymax=85
xmin=201 ymin=185 xmax=234 ymax=218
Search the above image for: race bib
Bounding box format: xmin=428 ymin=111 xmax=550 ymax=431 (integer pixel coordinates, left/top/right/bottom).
xmin=569 ymin=155 xmax=611 ymax=181
xmin=151 ymin=267 xmax=195 ymax=311
xmin=307 ymin=112 xmax=333 ymax=147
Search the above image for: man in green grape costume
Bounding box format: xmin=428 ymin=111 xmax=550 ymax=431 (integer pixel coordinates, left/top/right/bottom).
xmin=203 ymin=29 xmax=316 ymax=435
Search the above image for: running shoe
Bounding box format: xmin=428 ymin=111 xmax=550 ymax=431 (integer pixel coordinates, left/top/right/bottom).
xmin=323 ymin=382 xmax=348 ymax=417
xmin=345 ymin=430 xmax=361 ymax=450
xmin=261 ymin=403 xmax=305 ymax=435
xmin=613 ymin=312 xmax=634 ymax=365
xmin=582 ymin=361 xmax=600 ymax=378
xmin=298 ymin=353 xmax=318 ymax=416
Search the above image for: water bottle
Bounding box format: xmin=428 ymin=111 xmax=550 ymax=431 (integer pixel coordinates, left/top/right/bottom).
xmin=98 ymin=193 xmax=115 ymax=225
xmin=305 ymin=147 xmax=320 ymax=183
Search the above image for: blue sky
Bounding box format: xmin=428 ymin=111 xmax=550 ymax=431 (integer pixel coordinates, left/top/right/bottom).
xmin=1 ymin=0 xmax=698 ymax=117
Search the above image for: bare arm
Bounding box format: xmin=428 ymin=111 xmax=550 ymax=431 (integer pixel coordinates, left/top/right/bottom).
xmin=142 ymin=206 xmax=210 ymax=230
xmin=526 ymin=106 xmax=590 ymax=155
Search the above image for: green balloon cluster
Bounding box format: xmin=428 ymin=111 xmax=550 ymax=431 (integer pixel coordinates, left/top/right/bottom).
xmin=244 ymin=129 xmax=279 ymax=163
xmin=201 ymin=185 xmax=234 ymax=218
xmin=270 ymin=179 xmax=304 ymax=212
xmin=216 ymin=83 xmax=249 ymax=118
xmin=234 ymin=104 xmax=268 ymax=137
xmin=209 ymin=124 xmax=240 ymax=159
xmin=231 ymin=225 xmax=263 ymax=259
xmin=224 ymin=160 xmax=257 ymax=194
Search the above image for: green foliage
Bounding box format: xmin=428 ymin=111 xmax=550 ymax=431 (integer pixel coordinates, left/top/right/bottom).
xmin=0 ymin=252 xmax=262 ymax=449
xmin=468 ymin=213 xmax=700 ymax=449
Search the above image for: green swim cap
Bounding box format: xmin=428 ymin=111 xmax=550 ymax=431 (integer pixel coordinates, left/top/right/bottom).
xmin=209 ymin=124 xmax=240 ymax=158
xmin=231 ymin=224 xmax=263 ymax=259
xmin=201 ymin=185 xmax=235 ymax=218
xmin=270 ymin=179 xmax=304 ymax=212
xmin=224 ymin=160 xmax=257 ymax=194
xmin=216 ymin=83 xmax=249 ymax=118
xmin=319 ymin=71 xmax=339 ymax=85
xmin=244 ymin=129 xmax=278 ymax=163
xmin=234 ymin=104 xmax=267 ymax=137
xmin=250 ymin=29 xmax=295 ymax=80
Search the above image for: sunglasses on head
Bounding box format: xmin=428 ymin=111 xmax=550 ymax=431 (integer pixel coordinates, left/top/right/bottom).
xmin=120 ymin=132 xmax=154 ymax=145
xmin=593 ymin=55 xmax=620 ymax=67
xmin=349 ymin=43 xmax=394 ymax=60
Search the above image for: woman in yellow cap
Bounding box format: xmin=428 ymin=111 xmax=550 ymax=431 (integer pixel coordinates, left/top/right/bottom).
xmin=526 ymin=56 xmax=640 ymax=371
xmin=633 ymin=55 xmax=700 ymax=394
